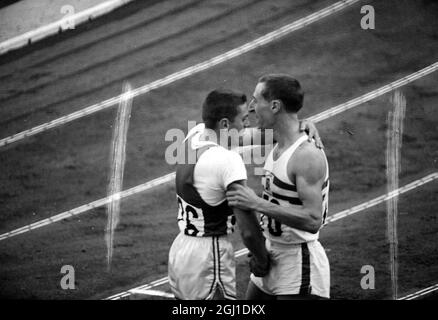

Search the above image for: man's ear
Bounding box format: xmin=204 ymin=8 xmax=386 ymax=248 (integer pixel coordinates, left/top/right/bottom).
xmin=271 ymin=100 xmax=281 ymax=114
xmin=219 ymin=118 xmax=230 ymax=129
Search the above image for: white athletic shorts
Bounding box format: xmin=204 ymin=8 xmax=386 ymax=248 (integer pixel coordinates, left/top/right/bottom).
xmin=250 ymin=239 xmax=330 ymax=298
xmin=168 ymin=232 xmax=236 ymax=300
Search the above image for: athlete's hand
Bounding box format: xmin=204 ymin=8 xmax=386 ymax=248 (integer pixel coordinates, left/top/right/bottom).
xmin=226 ymin=184 xmax=261 ymax=211
xmin=299 ymin=119 xmax=324 ymax=149
xmin=248 ymin=252 xmax=271 ymax=277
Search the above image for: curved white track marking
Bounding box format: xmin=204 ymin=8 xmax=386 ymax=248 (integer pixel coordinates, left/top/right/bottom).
xmin=105 ymin=175 xmax=437 ymax=300
xmin=129 ymin=288 xmax=175 ymax=298
xmin=0 ymin=0 xmax=361 ymax=148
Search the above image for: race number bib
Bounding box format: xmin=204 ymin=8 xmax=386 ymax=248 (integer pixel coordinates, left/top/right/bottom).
xmin=177 ymin=195 xmax=203 ymax=236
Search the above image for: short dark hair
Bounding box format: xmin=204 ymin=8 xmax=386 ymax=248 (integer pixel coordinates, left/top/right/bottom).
xmin=202 ymin=89 xmax=247 ymax=129
xmin=258 ymin=74 xmax=304 ymax=113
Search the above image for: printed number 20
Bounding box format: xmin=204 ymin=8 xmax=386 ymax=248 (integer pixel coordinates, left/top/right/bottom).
xmin=262 ymin=194 xmax=282 ymax=236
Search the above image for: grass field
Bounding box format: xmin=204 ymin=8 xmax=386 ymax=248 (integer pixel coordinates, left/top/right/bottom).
xmin=0 ymin=0 xmax=437 ymax=299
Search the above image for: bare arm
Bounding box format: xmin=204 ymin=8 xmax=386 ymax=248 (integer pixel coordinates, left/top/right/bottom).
xmin=227 ymin=145 xmax=326 ymax=233
xmin=299 ymin=119 xmax=324 ymax=149
xmin=227 ymin=180 xmax=269 ymax=264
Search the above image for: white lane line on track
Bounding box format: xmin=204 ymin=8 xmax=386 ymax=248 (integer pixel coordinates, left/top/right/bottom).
xmin=105 ymin=174 xmax=438 ymax=300
xmin=129 ymin=288 xmax=175 ymax=299
xmin=0 ymin=172 xmax=176 ymax=241
xmin=308 ymin=62 xmax=438 ymax=123
xmin=0 ymin=0 xmax=137 ymax=55
xmin=0 ymin=0 xmax=361 ymax=148
xmin=324 ymin=172 xmax=438 ymax=224
xmin=398 ymin=283 xmax=438 ymax=300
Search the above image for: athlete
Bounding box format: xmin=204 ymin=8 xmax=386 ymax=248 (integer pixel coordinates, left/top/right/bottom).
xmin=226 ymin=74 xmax=331 ymax=300
xmin=168 ymin=89 xmax=270 ymax=300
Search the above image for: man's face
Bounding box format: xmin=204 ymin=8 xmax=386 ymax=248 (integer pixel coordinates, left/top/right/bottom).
xmin=248 ymin=82 xmax=274 ymax=129
xmin=228 ymin=102 xmax=249 ymax=132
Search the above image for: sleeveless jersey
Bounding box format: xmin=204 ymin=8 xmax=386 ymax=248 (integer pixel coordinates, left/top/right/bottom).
xmin=175 ymin=139 xmax=236 ymax=237
xmin=261 ymin=135 xmax=329 ymax=244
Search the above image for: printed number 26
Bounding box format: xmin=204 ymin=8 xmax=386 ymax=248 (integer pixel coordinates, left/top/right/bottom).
xmin=177 ymin=197 xmax=199 ymax=236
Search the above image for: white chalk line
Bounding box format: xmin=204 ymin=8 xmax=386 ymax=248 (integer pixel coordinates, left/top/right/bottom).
xmin=398 ymin=283 xmax=438 ymax=300
xmin=106 ymin=81 xmax=133 ymax=270
xmin=0 ymin=172 xmax=175 ymax=241
xmin=105 ymin=173 xmax=438 ymax=300
xmin=307 ymin=62 xmax=438 ymax=123
xmin=386 ymin=90 xmax=405 ymax=300
xmin=0 ymin=0 xmax=361 ymax=148
xmin=0 ymin=0 xmax=137 ymax=55
xmin=325 ymin=172 xmax=438 ymax=224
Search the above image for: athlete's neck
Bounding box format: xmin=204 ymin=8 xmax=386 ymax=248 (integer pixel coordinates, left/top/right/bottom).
xmin=273 ymin=113 xmax=303 ymax=148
